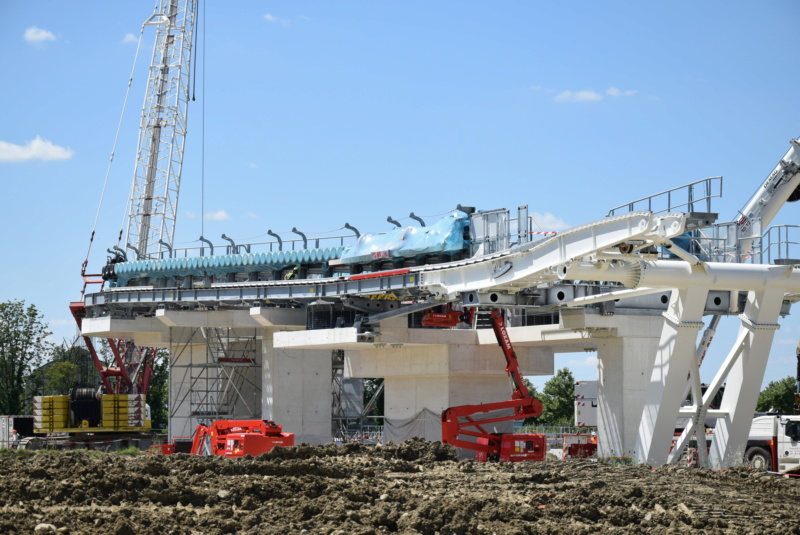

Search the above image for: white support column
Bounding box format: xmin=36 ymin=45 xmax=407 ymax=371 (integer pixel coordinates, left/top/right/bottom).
xmin=637 ymin=285 xmax=708 ymax=466
xmin=261 ymin=331 xmax=332 ymax=445
xmin=709 ymin=287 xmax=784 ymax=467
xmin=597 ymin=335 xmax=660 ymax=458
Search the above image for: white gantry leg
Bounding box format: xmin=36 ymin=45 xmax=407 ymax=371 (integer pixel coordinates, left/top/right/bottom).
xmin=707 ymin=287 xmax=784 ymax=467
xmin=637 ymin=284 xmax=709 ymax=466
xmin=596 ymin=333 xmax=660 ymax=459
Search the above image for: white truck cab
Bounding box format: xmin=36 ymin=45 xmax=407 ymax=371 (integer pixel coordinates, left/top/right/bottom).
xmin=747 ymin=414 xmax=800 ymax=473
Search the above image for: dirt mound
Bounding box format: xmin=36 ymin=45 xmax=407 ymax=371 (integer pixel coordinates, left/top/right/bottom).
xmin=0 ymin=441 xmax=799 ymax=534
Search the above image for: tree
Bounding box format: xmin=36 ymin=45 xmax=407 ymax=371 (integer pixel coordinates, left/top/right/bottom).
xmin=522 ymin=378 xmax=541 ymax=425
xmin=757 ymin=376 xmax=795 ymax=414
xmin=0 ymin=301 xmax=52 ymax=415
xmin=43 ymin=362 xmax=80 ymax=395
xmin=147 ymin=349 xmax=170 ymax=430
xmin=534 ymin=367 xmax=576 ymax=426
xmin=26 ymin=339 xmax=100 ymax=404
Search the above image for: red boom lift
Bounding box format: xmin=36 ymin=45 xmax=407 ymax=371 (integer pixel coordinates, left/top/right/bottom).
xmin=189 ymin=419 xmax=295 ymax=457
xmin=441 ymin=308 xmax=547 ymax=462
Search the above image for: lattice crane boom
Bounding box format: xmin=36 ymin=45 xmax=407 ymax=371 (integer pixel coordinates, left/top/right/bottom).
xmin=125 ymin=0 xmax=197 ymax=260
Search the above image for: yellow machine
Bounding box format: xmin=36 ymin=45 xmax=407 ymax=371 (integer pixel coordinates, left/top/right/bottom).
xmin=33 ymin=388 xmax=150 ymax=435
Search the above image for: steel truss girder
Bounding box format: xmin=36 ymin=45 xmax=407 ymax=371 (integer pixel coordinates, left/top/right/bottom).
xmin=88 ymin=271 xmax=422 ymax=314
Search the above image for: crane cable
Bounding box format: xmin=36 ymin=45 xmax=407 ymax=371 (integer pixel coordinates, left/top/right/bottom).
xmin=81 ymin=19 xmax=149 ymax=274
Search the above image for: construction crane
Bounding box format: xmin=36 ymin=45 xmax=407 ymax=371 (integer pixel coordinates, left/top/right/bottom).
xmin=125 ymin=0 xmax=197 ymax=260
xmin=62 ymin=1 xmax=198 ymax=433
xmin=736 ymin=138 xmax=800 ymax=257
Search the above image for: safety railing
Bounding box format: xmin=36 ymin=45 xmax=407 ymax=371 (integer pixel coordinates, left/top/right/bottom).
xmin=686 ymin=223 xmax=800 ymax=265
xmin=333 ymin=418 xmax=384 ymax=445
xmin=154 ymin=233 xmax=359 ymax=261
xmin=607 ymin=176 xmax=723 ymax=217
xmin=760 ymin=225 xmax=800 ymax=265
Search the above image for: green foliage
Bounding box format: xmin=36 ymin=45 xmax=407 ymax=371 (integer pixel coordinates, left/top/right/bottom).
xmin=0 ymin=300 xmax=52 ymax=415
xmin=531 ymin=367 xmax=576 ymax=426
xmin=147 ymin=349 xmax=170 ymax=430
xmin=757 ymin=376 xmax=796 ymax=414
xmin=523 ymin=377 xmax=539 ymax=399
xmin=115 ymin=446 xmax=143 ymax=456
xmin=26 ymin=338 xmax=99 ymax=406
xmin=53 ymin=342 xmax=97 ymax=386
xmin=522 ymin=378 xmax=540 ymax=425
xmin=363 ymin=378 xmax=384 ymax=418
xmin=43 ymin=362 xmax=79 ymax=395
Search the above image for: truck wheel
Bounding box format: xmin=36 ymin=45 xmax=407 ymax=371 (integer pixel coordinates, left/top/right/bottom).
xmin=746 ymin=446 xmax=772 ymax=471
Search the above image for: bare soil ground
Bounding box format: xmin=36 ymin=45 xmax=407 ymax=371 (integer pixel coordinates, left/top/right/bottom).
xmin=1 ymin=438 xmax=799 ymax=534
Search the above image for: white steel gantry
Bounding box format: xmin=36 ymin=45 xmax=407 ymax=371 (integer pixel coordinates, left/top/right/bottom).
xmin=125 ymin=0 xmax=197 ymax=260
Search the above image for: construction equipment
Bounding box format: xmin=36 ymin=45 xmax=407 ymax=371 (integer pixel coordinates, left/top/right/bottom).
xmin=441 ymin=308 xmax=546 ymax=462
xmin=742 ymin=342 xmax=800 ymax=471
xmin=794 ymin=342 xmax=800 ymax=415
xmin=745 ymin=413 xmax=800 ymax=473
xmin=736 ymin=138 xmax=800 ymax=253
xmin=52 ymin=1 xmax=199 ymax=444
xmin=189 ymin=419 xmax=294 ymax=457
xmin=74 ymin=0 xmax=198 ymax=392
xmin=562 ymin=433 xmax=597 ymax=460
xmin=421 ymin=303 xmax=474 ymax=328
xmin=26 ymin=389 xmax=152 ymax=450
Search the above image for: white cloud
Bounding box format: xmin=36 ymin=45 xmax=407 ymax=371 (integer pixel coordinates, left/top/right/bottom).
xmin=249 ymin=162 xmax=258 ymax=169
xmin=0 ymin=136 xmax=73 ymax=162
xmin=185 ymin=210 xmax=197 ymax=219
xmin=554 ymin=90 xmax=603 ymax=103
xmin=551 ymin=87 xmax=639 ymax=103
xmin=606 ymin=87 xmax=637 ymax=97
xmin=122 ymin=33 xmax=137 ymax=44
xmin=24 ymin=26 xmax=56 ymax=43
xmin=530 ymin=212 xmax=571 ymax=232
xmin=205 ymin=210 xmax=231 ymax=221
xmin=244 ymin=212 xmax=258 ymax=219
xmin=264 ymin=13 xmax=290 ymax=26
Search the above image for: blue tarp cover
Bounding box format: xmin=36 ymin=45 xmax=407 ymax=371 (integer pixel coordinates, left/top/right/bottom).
xmin=338 ymin=211 xmax=468 ymax=265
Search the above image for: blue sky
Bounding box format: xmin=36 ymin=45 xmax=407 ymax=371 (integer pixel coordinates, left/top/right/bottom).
xmin=2 ymin=1 xmax=800 ymax=391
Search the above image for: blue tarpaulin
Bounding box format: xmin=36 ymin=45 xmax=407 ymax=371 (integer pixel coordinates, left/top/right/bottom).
xmin=338 ymin=211 xmax=468 ymax=264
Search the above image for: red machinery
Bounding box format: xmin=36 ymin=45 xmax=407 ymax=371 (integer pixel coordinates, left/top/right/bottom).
xmin=441 ymin=308 xmax=546 ymax=462
xmin=190 ymin=419 xmax=295 ymax=457
xmin=421 ymin=304 xmax=475 ymax=328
